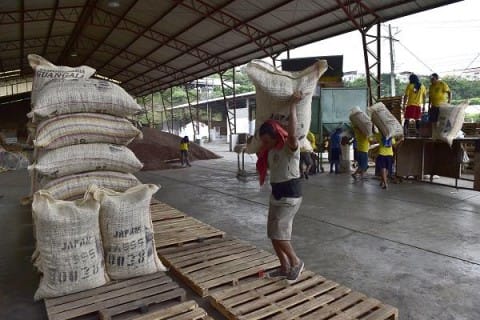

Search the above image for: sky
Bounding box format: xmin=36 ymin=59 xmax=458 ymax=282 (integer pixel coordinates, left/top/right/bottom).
xmin=278 ymin=0 xmax=480 ymax=77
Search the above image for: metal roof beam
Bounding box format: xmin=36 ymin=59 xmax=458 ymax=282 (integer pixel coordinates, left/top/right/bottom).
xmin=107 ymin=0 xmax=236 ymax=82
xmin=126 ymin=0 xmax=296 ymax=93
xmin=76 ymin=35 xmax=172 ymax=85
xmin=90 ymin=3 xmax=178 ymax=75
xmin=0 ymin=6 xmax=83 ymax=25
xmin=41 ymin=0 xmax=59 ymax=57
xmin=131 ymin=0 xmax=395 ymax=95
xmin=56 ymin=0 xmax=96 ymax=64
xmin=178 ymin=0 xmax=289 ymax=57
xmin=78 ymin=0 xmax=139 ymax=66
xmin=0 ymin=35 xmax=70 ymax=53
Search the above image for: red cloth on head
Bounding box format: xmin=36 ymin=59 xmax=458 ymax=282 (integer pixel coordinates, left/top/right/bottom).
xmin=256 ymin=120 xmax=289 ymax=185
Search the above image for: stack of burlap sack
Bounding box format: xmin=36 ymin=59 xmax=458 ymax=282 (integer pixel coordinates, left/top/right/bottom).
xmin=27 ymin=54 xmax=144 ymax=200
xmin=350 ymin=101 xmax=466 ymax=147
xmin=27 ymin=55 xmax=166 ymax=301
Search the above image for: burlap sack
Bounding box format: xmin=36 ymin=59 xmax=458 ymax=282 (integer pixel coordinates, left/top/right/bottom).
xmin=30 ymin=144 xmax=143 ymax=179
xmin=32 ymin=190 xmax=108 ymax=300
xmin=34 ymin=113 xmax=142 ymax=150
xmin=90 ymin=184 xmax=166 ymax=280
xmin=43 ymin=171 xmax=140 ymax=201
xmin=369 ymin=102 xmax=404 ymax=139
xmin=245 ymin=59 xmax=328 ymax=153
xmin=433 ymin=103 xmax=467 ymax=146
xmin=349 ymin=107 xmax=372 ymax=137
xmin=29 ymin=79 xmax=142 ymax=122
xmin=28 ymin=54 xmax=95 ymax=106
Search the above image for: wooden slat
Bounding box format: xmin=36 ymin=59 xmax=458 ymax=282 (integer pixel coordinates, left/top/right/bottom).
xmin=44 ymin=273 xmax=186 ymax=320
xmin=151 ymin=208 xmax=225 ymax=248
xmin=209 ymin=270 xmax=398 ymax=320
xmin=158 ymin=239 xmax=279 ymax=297
xmin=130 ymin=301 xmax=214 ymax=320
xmin=150 ymin=202 xmax=185 ymax=222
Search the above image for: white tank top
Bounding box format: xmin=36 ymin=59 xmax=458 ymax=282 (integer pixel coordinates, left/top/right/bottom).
xmin=268 ymin=144 xmax=300 ymax=183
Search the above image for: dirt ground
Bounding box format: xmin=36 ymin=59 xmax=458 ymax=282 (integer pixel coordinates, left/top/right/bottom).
xmin=128 ymin=128 xmax=221 ymax=170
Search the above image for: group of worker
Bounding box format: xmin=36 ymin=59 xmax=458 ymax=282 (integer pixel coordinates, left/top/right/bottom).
xmin=403 ymin=72 xmax=451 ymax=134
xmin=255 ymin=73 xmax=452 ymax=281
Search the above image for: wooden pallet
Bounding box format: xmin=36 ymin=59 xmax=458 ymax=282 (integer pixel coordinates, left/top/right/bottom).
xmin=150 ymin=202 xmax=186 ymax=222
xmin=153 ymin=216 xmax=225 ymax=249
xmin=44 ymin=272 xmax=186 ymax=320
xmin=157 ymin=238 xmax=280 ymax=297
xmin=209 ymin=270 xmax=398 ymax=320
xmin=130 ymin=300 xmax=213 ymax=320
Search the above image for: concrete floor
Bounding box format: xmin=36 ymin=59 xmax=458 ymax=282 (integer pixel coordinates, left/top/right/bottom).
xmin=1 ymin=142 xmax=480 ymax=320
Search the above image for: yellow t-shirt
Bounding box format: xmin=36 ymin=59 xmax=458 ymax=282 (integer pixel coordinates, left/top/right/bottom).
xmin=353 ymin=127 xmax=370 ymax=153
xmin=404 ymin=83 xmax=426 ymax=106
xmin=180 ymin=142 xmax=189 ymax=151
xmin=429 ymin=81 xmax=450 ymax=107
xmin=376 ymin=132 xmax=395 ymax=156
xmin=306 ymin=131 xmax=317 ymax=151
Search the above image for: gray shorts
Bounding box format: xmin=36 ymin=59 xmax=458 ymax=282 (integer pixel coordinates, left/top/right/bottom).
xmin=267 ymin=196 xmax=302 ymax=240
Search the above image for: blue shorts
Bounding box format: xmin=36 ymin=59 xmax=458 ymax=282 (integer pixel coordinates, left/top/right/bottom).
xmin=357 ymin=151 xmax=369 ymax=171
xmin=376 ymin=155 xmax=393 ymax=170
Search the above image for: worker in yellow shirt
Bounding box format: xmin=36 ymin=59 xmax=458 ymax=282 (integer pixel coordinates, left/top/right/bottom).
xmin=375 ymin=132 xmax=395 ymax=190
xmin=428 ymin=73 xmax=451 ymax=124
xmin=299 ymin=131 xmax=317 ymax=179
xmin=403 ymin=74 xmax=426 ymax=136
xmin=351 ymin=126 xmax=370 ymax=180
xmin=179 ymin=136 xmax=191 ymax=167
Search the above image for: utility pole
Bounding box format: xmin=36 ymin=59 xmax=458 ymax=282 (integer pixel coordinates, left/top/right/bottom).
xmin=388 ymin=24 xmax=396 ymax=96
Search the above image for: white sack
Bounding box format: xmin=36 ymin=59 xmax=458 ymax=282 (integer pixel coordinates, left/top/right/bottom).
xmin=32 ymin=190 xmax=108 ymax=300
xmin=43 ymin=171 xmax=140 ymax=201
xmin=433 ymin=103 xmax=466 ymax=146
xmin=245 ymin=59 xmax=328 ymax=153
xmin=34 ymin=113 xmax=142 ymax=150
xmin=349 ymin=106 xmax=372 ymax=137
xmin=28 ymin=54 xmax=95 ymax=106
xmin=30 ymin=144 xmax=143 ymax=179
xmin=91 ymin=184 xmax=166 ymax=280
xmin=369 ymin=102 xmax=404 ymax=139
xmin=29 ymin=79 xmax=142 ymax=121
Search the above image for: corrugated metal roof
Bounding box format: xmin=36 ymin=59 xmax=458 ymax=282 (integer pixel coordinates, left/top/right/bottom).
xmin=0 ymin=0 xmax=461 ymax=97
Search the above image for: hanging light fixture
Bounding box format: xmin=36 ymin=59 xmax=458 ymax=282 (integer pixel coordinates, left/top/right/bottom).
xmin=107 ymin=0 xmax=120 ymax=8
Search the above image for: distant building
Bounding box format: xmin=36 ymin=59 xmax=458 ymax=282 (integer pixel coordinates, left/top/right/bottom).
xmin=342 ymin=71 xmax=364 ymax=82
xmin=397 ymin=71 xmax=412 ymax=83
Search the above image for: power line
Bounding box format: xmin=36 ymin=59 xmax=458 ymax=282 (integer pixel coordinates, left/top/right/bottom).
xmin=396 ymin=40 xmax=435 ymax=73
xmin=461 ymin=53 xmax=480 ymax=73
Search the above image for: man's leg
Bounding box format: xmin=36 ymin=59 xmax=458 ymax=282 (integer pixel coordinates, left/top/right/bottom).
xmin=381 ymin=168 xmax=388 ymax=189
xmin=274 ymin=240 xmax=301 ymax=268
xmin=186 ymin=151 xmax=191 ymax=166
xmin=180 ymin=151 xmax=185 ymax=166
xmin=404 ymin=118 xmax=409 ymax=136
xmin=271 ymin=240 xmax=291 ymax=273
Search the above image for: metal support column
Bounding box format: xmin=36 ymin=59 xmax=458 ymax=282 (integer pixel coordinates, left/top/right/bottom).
xmin=336 ymin=0 xmax=382 ymax=105
xmin=196 ymin=80 xmax=200 ymax=137
xmin=151 ymin=92 xmax=154 ymax=127
xmin=159 ymin=91 xmax=170 ymax=133
xmin=361 ymin=23 xmax=381 ymax=104
xmin=185 ymin=85 xmax=197 ymax=141
xmin=219 ymin=68 xmax=237 ymax=136
xmin=170 ymin=87 xmax=174 ymax=134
